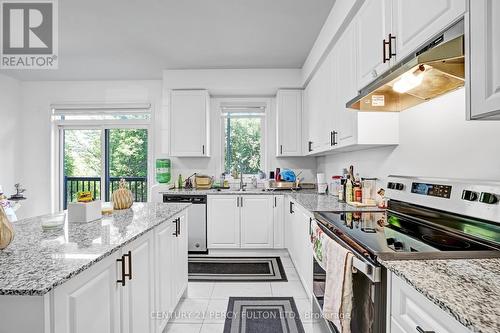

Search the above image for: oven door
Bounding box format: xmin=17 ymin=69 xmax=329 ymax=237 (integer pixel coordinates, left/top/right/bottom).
xmin=312 ymin=221 xmax=387 ymax=333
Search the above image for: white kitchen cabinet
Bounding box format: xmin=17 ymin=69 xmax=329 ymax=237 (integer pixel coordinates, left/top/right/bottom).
xmin=207 ymin=195 xmax=280 ymax=249
xmin=285 ymin=198 xmax=313 ymax=299
xmin=207 ymin=195 xmax=240 ymax=248
xmin=121 ymin=233 xmax=155 ymax=333
xmin=388 ymin=273 xmax=472 ymax=333
xmin=305 ymin=51 xmax=334 ymax=153
xmin=172 ymin=214 xmax=188 ymax=302
xmin=273 ymin=195 xmax=285 ymax=249
xmin=468 ymin=0 xmax=500 ymax=120
xmin=392 ymin=0 xmax=466 ymax=62
xmin=240 ymin=196 xmax=274 ymax=248
xmin=356 ymin=0 xmax=393 ymax=89
xmin=276 ymin=90 xmax=303 ymax=156
xmin=169 ymin=90 xmax=210 ymax=156
xmin=154 ymin=218 xmax=177 ymax=332
xmin=53 ymin=253 xmax=121 ymax=333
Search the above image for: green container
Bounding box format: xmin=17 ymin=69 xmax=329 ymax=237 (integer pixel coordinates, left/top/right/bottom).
xmin=155 ymin=159 xmax=171 ymax=184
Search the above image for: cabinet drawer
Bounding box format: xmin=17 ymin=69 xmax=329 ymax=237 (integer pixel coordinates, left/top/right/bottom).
xmin=390 ymin=274 xmax=471 ymax=333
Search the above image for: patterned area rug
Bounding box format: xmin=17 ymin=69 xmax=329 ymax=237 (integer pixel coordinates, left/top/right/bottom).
xmin=223 ymin=297 xmax=305 ymax=333
xmin=188 ymin=256 xmax=287 ymax=282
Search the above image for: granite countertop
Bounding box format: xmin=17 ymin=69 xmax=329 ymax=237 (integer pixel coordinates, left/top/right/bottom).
xmin=157 ymin=187 xmax=384 ymax=213
xmin=380 ymin=258 xmax=500 ymax=333
xmin=0 ymin=202 xmax=190 ymax=296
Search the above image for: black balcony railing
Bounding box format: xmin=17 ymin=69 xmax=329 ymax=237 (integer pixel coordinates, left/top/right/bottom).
xmin=64 ymin=176 xmax=147 ymax=209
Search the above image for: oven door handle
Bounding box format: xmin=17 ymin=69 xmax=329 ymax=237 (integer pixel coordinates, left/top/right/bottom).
xmin=315 ymin=219 xmax=382 ymax=283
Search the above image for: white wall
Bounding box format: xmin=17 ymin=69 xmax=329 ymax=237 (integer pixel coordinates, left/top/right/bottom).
xmin=160 ymin=69 xmax=317 ymax=184
xmin=17 ymin=80 xmax=162 ymax=218
xmin=317 ymin=89 xmax=500 ymax=185
xmin=0 ymin=74 xmax=21 ymax=197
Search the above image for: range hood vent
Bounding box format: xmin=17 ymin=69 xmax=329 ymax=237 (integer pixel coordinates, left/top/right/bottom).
xmin=347 ymin=20 xmax=465 ymax=112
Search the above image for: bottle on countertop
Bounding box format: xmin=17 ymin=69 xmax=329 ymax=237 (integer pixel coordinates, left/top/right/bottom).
xmin=345 ymin=175 xmax=353 ymax=203
xmin=177 ymin=174 xmax=183 ymax=189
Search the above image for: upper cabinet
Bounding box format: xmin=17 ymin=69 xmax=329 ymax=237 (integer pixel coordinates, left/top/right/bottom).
xmin=169 ymin=90 xmax=210 ymax=157
xmin=303 ymin=19 xmax=399 ymax=156
xmin=392 ymin=0 xmax=466 ymax=62
xmin=356 ymin=0 xmax=393 ymax=89
xmin=468 ymin=0 xmax=500 ymax=120
xmin=276 ymin=89 xmax=303 ymax=156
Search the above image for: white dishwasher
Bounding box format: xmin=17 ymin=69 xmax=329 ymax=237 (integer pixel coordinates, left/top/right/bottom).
xmin=162 ymin=194 xmax=207 ymax=253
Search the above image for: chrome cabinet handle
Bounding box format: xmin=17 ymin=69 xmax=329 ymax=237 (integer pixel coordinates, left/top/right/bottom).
xmin=172 ymin=218 xmax=178 ymax=236
xmin=289 ymin=201 xmax=294 ymax=214
xmin=416 ymin=326 xmax=435 ymax=333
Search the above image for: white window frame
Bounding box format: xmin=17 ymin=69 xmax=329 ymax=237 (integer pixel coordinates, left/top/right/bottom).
xmin=215 ymin=98 xmax=270 ymax=178
xmin=50 ymin=103 xmax=153 ymax=212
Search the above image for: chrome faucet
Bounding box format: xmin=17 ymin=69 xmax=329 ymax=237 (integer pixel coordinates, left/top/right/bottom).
xmin=239 ymin=168 xmax=246 ymax=191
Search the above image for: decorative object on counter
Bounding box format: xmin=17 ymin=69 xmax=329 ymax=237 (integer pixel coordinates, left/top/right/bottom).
xmin=155 ymin=158 xmax=171 ymax=184
xmin=184 ymin=173 xmax=196 ymax=189
xmin=0 ymin=185 xmax=19 ymax=222
xmin=361 ymin=178 xmax=377 ymax=205
xmin=68 ymin=200 xmax=102 ymax=223
xmin=41 ymin=212 xmax=66 ymax=231
xmin=275 ymin=167 xmax=281 ymax=181
xmin=76 ymin=191 xmax=93 ymax=202
xmin=112 ymin=178 xmax=133 ymax=210
xmin=317 ymin=173 xmax=327 ymax=194
xmin=194 ymin=174 xmax=212 ymax=190
xmin=0 ymin=205 xmax=15 ymax=250
xmin=330 ymin=176 xmax=343 ymax=197
xmin=280 ymin=169 xmax=296 ymax=182
xmin=8 ymin=183 xmax=27 ymax=201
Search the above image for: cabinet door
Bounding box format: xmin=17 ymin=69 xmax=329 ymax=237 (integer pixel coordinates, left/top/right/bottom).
xmin=356 ymin=0 xmax=392 ymax=89
xmin=469 ymin=0 xmax=500 ymax=120
xmin=273 ymin=195 xmax=285 ymax=248
xmin=170 ymin=90 xmax=209 ymax=156
xmin=392 ymin=0 xmax=466 ymax=62
xmin=53 ymin=254 xmax=120 ymax=333
xmin=294 ymin=207 xmax=313 ymax=298
xmin=285 ymin=198 xmax=295 ymax=256
xmin=333 ymin=23 xmax=358 ymax=147
xmin=390 ymin=273 xmax=472 ymax=333
xmin=277 ymin=90 xmax=303 ymax=156
xmin=207 ymin=195 xmax=240 ymax=248
xmin=122 ymin=232 xmax=155 ymax=333
xmin=240 ymin=196 xmax=274 ymax=248
xmin=306 ymin=53 xmax=333 ymax=152
xmin=154 ymin=220 xmax=177 ymax=332
xmin=172 ymin=214 xmax=188 ymax=303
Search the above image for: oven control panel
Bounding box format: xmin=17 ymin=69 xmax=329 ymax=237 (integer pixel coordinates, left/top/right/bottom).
xmin=411 ymin=182 xmax=452 ymax=199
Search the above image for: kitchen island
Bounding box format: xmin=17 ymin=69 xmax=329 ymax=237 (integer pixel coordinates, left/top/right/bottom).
xmin=0 ymin=202 xmax=190 ymax=333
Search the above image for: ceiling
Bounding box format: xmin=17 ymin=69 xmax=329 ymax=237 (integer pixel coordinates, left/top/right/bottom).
xmin=1 ymin=0 xmax=335 ymax=81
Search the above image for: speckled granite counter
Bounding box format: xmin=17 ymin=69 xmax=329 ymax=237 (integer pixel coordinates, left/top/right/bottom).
xmin=0 ymin=202 xmax=189 ymax=296
xmin=380 ymin=258 xmax=500 ymax=333
xmin=157 ymin=187 xmax=384 ymax=213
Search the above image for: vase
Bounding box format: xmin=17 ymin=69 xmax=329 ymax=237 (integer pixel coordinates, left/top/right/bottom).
xmin=0 ymin=205 xmax=15 ymax=250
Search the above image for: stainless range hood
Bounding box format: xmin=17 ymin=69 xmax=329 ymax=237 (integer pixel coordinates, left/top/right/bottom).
xmin=347 ymin=20 xmax=465 ymax=112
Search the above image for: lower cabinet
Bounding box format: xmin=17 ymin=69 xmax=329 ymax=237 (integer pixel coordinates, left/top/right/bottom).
xmin=388 ymin=273 xmax=472 ymax=333
xmin=285 ymin=198 xmax=313 ymax=298
xmin=53 ymin=252 xmax=121 ymax=333
xmin=52 ymin=212 xmax=188 ymax=333
xmin=207 ymin=195 xmax=281 ymax=249
xmin=273 ymin=195 xmax=285 ymax=248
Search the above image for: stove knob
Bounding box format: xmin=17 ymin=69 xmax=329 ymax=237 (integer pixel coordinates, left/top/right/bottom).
xmin=479 ymin=192 xmax=498 ymax=204
xmin=461 ymin=190 xmax=478 ymax=201
xmin=393 ymin=241 xmax=404 ymax=250
xmin=386 ymin=237 xmax=395 ymax=245
xmin=395 ymin=183 xmax=405 ymax=191
xmin=387 ymin=182 xmax=395 ymax=189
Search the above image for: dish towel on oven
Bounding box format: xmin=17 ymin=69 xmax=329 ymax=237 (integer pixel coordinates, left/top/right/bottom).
xmin=311 ymin=221 xmax=354 ymax=333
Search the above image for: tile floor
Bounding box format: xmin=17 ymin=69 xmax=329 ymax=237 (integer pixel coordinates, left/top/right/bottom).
xmin=164 ymin=253 xmax=322 ymax=333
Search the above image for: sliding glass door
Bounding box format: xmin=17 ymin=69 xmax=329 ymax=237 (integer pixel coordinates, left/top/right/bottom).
xmin=62 ymin=127 xmax=148 ymax=208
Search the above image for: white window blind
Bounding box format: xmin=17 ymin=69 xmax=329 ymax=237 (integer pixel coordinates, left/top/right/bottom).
xmin=51 ymin=103 xmax=152 ymax=123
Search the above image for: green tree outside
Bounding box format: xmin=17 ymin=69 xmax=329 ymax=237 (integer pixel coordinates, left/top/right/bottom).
xmin=224 ymin=117 xmax=261 ymax=175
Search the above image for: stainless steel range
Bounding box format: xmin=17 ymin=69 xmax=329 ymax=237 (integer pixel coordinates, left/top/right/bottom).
xmin=312 ymin=176 xmax=500 ymax=333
